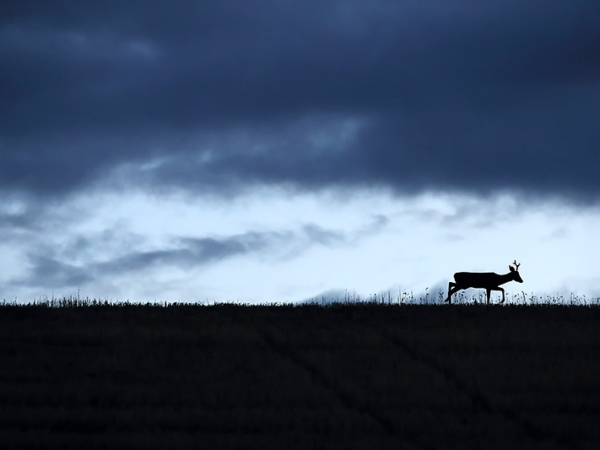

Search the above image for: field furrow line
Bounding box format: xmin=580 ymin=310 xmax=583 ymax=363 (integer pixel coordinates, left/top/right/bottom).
xmin=257 ymin=327 xmax=403 ymax=440
xmin=380 ymin=329 xmax=544 ymax=442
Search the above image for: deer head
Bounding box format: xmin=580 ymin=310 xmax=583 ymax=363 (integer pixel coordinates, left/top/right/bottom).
xmin=509 ymin=260 xmax=523 ymax=282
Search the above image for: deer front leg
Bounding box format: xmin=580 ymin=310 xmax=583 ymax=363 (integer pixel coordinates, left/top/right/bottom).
xmin=489 ymin=287 xmax=505 ymax=304
xmin=486 ymin=288 xmax=491 ymax=305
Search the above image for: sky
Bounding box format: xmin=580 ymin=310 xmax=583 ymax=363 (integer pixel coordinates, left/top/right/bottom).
xmin=1 ymin=1 xmax=599 ymax=304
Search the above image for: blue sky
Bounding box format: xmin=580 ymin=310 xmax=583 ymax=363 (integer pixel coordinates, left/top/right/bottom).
xmin=1 ymin=1 xmax=599 ymax=303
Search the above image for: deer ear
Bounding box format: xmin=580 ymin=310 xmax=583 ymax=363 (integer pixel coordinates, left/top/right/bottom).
xmin=509 ymin=266 xmax=515 ymax=272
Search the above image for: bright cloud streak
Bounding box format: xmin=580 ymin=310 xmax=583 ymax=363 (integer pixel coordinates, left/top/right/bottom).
xmin=2 ymin=188 xmax=598 ymax=303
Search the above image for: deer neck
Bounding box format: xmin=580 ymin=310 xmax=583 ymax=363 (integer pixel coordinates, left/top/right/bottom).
xmin=497 ymin=271 xmax=515 ymax=286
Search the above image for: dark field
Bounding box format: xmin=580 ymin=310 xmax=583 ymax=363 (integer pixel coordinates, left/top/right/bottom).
xmin=1 ymin=302 xmax=600 ymax=449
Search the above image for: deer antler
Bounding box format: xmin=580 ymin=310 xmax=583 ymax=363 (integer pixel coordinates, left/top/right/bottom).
xmin=513 ymin=260 xmax=521 ymax=270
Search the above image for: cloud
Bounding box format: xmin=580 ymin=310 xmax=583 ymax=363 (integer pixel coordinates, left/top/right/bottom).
xmin=9 ymin=221 xmax=358 ymax=292
xmin=17 ymin=256 xmax=94 ymax=289
xmin=1 ymin=1 xmax=600 ymax=202
xmin=100 ymin=233 xmax=281 ymax=274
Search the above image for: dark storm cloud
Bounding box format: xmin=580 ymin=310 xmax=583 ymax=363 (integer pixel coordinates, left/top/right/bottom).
xmin=2 ymin=1 xmax=600 ymax=200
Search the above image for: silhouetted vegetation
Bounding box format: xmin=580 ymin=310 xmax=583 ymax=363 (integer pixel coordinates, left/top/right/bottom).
xmin=1 ymin=299 xmax=600 ymax=449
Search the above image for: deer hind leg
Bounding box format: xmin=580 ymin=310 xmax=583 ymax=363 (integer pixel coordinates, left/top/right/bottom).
xmin=446 ymin=282 xmax=457 ymax=304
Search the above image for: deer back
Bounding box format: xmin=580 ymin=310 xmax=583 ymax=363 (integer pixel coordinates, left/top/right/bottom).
xmin=454 ymin=272 xmax=503 ymax=289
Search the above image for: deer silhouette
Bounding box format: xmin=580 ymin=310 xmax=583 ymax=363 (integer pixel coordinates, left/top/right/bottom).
xmin=446 ymin=260 xmax=523 ymax=305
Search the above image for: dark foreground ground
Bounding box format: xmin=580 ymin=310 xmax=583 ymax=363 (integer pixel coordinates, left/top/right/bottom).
xmin=1 ymin=302 xmax=600 ymax=449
